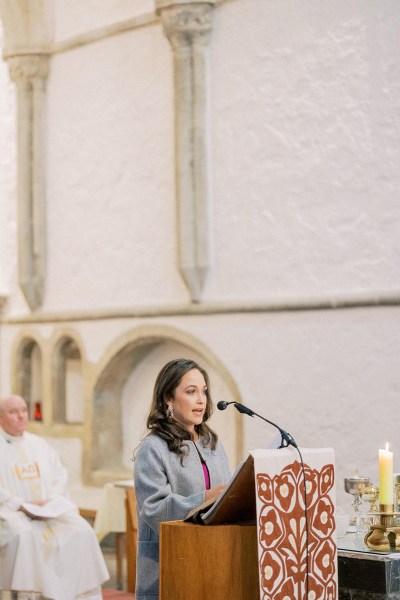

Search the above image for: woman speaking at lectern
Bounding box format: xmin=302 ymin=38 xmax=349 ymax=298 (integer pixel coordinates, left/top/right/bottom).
xmin=134 ymin=358 xmax=231 ymax=600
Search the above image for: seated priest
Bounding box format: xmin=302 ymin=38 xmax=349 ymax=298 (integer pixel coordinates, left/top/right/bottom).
xmin=0 ymin=395 xmax=109 ymax=600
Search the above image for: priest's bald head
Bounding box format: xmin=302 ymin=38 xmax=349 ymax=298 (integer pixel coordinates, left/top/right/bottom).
xmin=0 ymin=395 xmax=28 ymax=437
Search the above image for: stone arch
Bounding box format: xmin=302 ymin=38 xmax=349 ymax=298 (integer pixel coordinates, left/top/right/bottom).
xmin=51 ymin=330 xmax=85 ymax=424
xmin=89 ymin=324 xmax=243 ymax=482
xmin=12 ymin=333 xmax=44 ymax=422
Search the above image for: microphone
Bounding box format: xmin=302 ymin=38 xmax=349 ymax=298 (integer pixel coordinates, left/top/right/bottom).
xmin=217 ymin=400 xmax=297 ymax=449
xmin=216 ymin=400 xmax=233 ymax=411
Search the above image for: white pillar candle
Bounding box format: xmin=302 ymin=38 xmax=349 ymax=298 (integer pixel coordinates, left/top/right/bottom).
xmin=379 ymin=443 xmax=393 ymax=506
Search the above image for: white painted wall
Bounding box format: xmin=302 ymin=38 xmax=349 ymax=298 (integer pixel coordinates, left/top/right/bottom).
xmin=1 ymin=0 xmax=400 ymax=514
xmin=43 ymin=0 xmax=400 ymax=311
xmin=210 ymin=0 xmax=400 ymax=301
xmin=53 ymin=0 xmax=155 ymax=41
xmin=45 ymin=22 xmax=183 ymax=310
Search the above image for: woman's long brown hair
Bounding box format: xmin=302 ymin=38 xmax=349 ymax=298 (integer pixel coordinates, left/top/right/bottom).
xmin=146 ymin=358 xmax=218 ymax=462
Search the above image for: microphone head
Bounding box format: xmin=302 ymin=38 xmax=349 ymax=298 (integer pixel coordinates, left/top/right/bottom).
xmin=217 ymin=401 xmax=228 ymax=411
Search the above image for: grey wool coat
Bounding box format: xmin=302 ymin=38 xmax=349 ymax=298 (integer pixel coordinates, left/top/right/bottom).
xmin=133 ymin=432 xmax=231 ymax=600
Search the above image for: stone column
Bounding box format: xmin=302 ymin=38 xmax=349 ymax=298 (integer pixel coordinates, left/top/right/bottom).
xmin=0 ymin=0 xmax=51 ymax=311
xmin=156 ymin=0 xmax=216 ymax=303
xmin=7 ymin=54 xmax=49 ymax=311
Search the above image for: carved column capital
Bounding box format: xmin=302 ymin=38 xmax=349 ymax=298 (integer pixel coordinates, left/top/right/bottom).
xmin=8 ymin=54 xmax=50 ymax=84
xmin=158 ymin=2 xmax=215 ymax=49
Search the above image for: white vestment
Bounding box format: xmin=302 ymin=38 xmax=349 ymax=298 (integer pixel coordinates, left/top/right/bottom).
xmin=0 ymin=428 xmax=109 ymax=600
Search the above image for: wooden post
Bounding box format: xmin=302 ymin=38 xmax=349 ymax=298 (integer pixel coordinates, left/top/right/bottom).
xmin=125 ymin=488 xmax=138 ymax=593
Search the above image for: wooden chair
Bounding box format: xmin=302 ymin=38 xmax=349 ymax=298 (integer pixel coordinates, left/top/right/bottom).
xmin=125 ymin=488 xmax=138 ymax=593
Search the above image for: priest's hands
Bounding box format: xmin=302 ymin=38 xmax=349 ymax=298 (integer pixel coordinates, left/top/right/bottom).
xmin=19 ymin=500 xmax=48 ymax=520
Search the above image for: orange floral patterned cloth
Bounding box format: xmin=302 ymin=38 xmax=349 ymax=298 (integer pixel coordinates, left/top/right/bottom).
xmin=252 ymin=448 xmax=337 ymax=600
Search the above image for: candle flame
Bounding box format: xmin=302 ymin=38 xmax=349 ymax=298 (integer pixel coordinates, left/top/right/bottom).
xmin=386 ymin=442 xmax=390 ymax=451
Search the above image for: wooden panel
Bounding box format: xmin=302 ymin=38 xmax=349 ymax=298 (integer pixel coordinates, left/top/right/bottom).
xmin=160 ymin=521 xmax=259 ymax=600
xmin=78 ymin=507 xmax=97 ymax=520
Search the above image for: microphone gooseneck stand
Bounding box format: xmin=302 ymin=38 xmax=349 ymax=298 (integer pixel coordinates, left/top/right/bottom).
xmin=217 ymin=400 xmax=309 ymax=600
xmin=217 ymin=400 xmax=297 ymax=449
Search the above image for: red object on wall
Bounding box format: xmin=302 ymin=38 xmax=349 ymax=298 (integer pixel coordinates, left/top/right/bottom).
xmin=34 ymin=402 xmax=42 ymax=421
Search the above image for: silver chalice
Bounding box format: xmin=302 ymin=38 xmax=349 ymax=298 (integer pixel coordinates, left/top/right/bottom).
xmin=344 ymin=476 xmax=370 ymax=525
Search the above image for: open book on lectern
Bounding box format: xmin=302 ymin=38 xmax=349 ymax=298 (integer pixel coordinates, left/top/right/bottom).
xmin=184 ymin=453 xmax=256 ymax=526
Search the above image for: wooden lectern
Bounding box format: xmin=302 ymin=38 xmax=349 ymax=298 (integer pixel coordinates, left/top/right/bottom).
xmin=160 ymin=449 xmax=337 ymax=600
xmin=160 ymin=456 xmax=260 ymax=600
xmin=160 ymin=454 xmax=259 ymax=599
xmin=159 ymin=521 xmax=259 ymax=600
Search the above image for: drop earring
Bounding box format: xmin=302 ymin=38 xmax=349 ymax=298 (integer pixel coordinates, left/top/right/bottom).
xmin=166 ymin=405 xmax=174 ymax=420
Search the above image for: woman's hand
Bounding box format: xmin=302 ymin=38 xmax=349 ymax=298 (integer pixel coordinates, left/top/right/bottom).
xmin=205 ymin=483 xmax=226 ymax=503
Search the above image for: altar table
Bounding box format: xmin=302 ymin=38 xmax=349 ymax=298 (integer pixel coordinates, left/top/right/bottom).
xmin=338 ymin=533 xmax=400 ymax=599
xmin=93 ymin=480 xmax=135 ymax=590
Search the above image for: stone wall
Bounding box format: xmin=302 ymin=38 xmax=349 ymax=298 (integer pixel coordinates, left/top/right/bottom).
xmin=1 ymin=0 xmax=400 ymax=511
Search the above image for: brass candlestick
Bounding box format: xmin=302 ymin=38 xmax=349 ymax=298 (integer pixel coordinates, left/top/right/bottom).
xmin=380 ymin=503 xmax=394 ymax=527
xmin=364 ymin=503 xmax=398 ymax=551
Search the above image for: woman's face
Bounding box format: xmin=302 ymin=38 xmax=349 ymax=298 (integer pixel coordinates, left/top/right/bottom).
xmin=166 ymin=368 xmax=208 ymax=433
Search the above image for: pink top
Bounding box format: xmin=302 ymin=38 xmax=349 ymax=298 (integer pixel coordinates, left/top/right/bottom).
xmin=202 ymin=462 xmax=210 ymax=490
xmin=194 ymin=441 xmax=210 ymax=490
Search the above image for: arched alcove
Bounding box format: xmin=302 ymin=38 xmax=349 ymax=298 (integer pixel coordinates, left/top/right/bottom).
xmin=14 ymin=338 xmax=43 ymax=421
xmin=92 ymin=339 xmax=159 ymax=472
xmin=90 ymin=328 xmax=242 ymax=481
xmin=52 ymin=336 xmax=84 ymax=424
